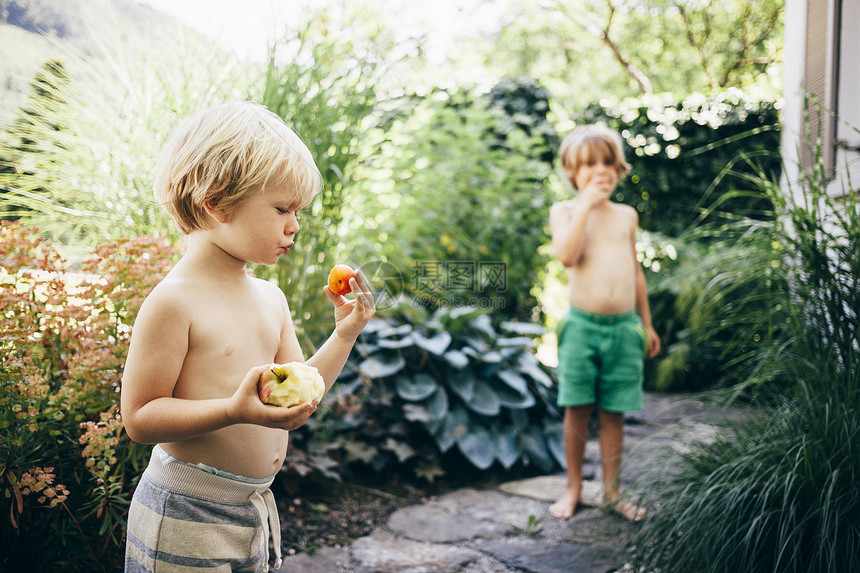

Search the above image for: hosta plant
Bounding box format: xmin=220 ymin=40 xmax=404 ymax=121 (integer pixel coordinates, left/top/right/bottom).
xmin=296 ymin=304 xmax=564 ymax=481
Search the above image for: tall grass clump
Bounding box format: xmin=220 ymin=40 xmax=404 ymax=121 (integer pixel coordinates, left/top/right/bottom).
xmin=627 ymin=130 xmax=860 ymax=572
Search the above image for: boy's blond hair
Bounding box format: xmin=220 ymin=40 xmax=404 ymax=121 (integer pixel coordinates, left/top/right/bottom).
xmin=559 ymin=124 xmax=631 ymax=189
xmin=154 ymin=101 xmax=322 ymax=234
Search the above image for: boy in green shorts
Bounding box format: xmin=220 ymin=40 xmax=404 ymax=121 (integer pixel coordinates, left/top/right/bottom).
xmin=548 ymin=124 xmax=661 ymax=521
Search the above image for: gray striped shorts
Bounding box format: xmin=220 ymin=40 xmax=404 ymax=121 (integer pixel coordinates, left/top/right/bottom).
xmin=124 ymin=446 xmax=282 ymax=572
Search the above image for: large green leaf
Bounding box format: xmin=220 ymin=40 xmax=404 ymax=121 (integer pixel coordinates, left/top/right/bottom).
xmin=359 ymin=354 xmax=406 ymax=378
xmin=500 ymin=321 xmax=548 ymax=336
xmin=470 ymin=314 xmax=496 ymax=337
xmin=377 ymin=324 xmax=413 ymax=338
xmin=423 ymin=386 xmax=449 ymax=420
xmin=443 ymin=349 xmax=469 ymax=369
xmin=378 ymin=334 xmax=415 ymax=349
xmin=435 ymin=405 xmax=468 ymax=453
xmin=447 ymin=371 xmax=476 ymax=402
xmin=544 ymin=421 xmax=566 ymax=468
xmin=396 ymin=373 xmax=439 ymax=401
xmin=520 ymin=426 xmax=555 ymax=472
xmin=464 ymin=379 xmax=501 ymax=416
xmin=516 ymin=353 xmax=554 ymax=387
xmin=497 ymin=369 xmax=528 ymax=394
xmin=495 ymin=385 xmax=536 ymax=410
xmin=496 ymin=336 xmax=535 ymax=348
xmin=457 ymin=422 xmax=494 ymax=469
xmin=413 ymin=329 xmax=452 ymax=355
xmin=492 ymin=426 xmax=519 ymax=469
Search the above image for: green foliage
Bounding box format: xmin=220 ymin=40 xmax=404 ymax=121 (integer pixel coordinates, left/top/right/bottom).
xmin=290 ymin=306 xmax=563 ymax=480
xmin=0 ymin=28 xmax=245 ymax=251
xmin=352 ymin=79 xmax=561 ymax=322
xmin=626 ymin=115 xmax=860 ymax=572
xmin=256 ymin=20 xmax=382 ymax=348
xmin=577 ymin=89 xmax=782 ymax=236
xmin=0 ymin=223 xmax=177 ymax=571
xmin=480 ymin=0 xmax=783 ymax=110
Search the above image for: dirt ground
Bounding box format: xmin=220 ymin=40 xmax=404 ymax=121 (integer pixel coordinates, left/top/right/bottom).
xmin=275 ymin=476 xmax=430 ymax=556
xmin=274 ymin=467 xmax=529 ymax=557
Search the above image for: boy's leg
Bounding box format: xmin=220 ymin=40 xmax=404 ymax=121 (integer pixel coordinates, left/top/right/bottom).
xmin=550 ymin=404 xmax=592 ymax=519
xmin=598 ymin=409 xmax=645 ymax=521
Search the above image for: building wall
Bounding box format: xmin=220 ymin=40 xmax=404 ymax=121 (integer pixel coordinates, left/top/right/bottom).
xmin=782 ymin=0 xmax=860 ymax=196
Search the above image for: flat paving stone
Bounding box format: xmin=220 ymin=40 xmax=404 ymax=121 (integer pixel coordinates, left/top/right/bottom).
xmin=388 ymin=503 xmax=507 ymax=542
xmin=350 ymin=530 xmax=483 ymax=573
xmin=474 ymin=537 xmax=618 ymax=573
xmin=278 ymin=545 xmax=352 ymax=572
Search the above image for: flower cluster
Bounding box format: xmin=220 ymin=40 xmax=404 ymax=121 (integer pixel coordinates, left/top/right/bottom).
xmin=16 ymin=467 xmax=70 ymax=508
xmin=1 ymin=222 xmax=178 ymax=559
xmin=79 ymin=412 xmax=123 ymax=483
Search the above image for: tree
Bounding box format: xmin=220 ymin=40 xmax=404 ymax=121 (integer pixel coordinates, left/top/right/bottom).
xmin=475 ymin=0 xmax=783 ymax=110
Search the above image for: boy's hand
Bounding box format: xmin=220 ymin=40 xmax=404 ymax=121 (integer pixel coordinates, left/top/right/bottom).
xmin=645 ymin=325 xmax=661 ymax=358
xmin=323 ymin=269 xmax=376 ymax=341
xmin=228 ymin=365 xmax=317 ymax=430
xmin=578 ymin=181 xmax=614 ymax=209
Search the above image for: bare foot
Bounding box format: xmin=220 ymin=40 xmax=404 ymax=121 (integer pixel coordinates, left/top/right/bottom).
xmin=549 ymin=487 xmax=580 ymax=519
xmin=605 ymin=498 xmax=646 ymax=521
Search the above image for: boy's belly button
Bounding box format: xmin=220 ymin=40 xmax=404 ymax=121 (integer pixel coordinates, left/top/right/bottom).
xmin=225 ymin=345 xmax=234 ymax=356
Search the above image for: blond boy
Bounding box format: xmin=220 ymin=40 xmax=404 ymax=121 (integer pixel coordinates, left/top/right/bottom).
xmin=548 ymin=124 xmax=660 ymax=521
xmin=121 ymin=102 xmax=375 ymax=571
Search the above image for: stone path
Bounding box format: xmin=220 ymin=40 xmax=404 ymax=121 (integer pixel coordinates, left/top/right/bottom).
xmin=277 ymin=392 xmax=746 ymax=573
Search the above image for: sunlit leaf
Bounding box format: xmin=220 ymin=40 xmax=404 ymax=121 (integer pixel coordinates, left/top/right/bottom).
xmin=413 ymin=329 xmax=452 ymax=355
xmin=396 ymin=373 xmax=438 ymax=401
xmin=496 ymin=385 xmax=536 ymax=409
xmin=497 ymin=369 xmax=528 ymax=394
xmin=500 ymin=321 xmax=548 ymax=336
xmin=444 ymin=349 xmax=469 ymax=369
xmin=359 ymin=354 xmax=406 ymax=378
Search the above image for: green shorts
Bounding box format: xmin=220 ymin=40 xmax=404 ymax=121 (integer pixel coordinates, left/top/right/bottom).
xmin=556 ymin=306 xmax=647 ymax=412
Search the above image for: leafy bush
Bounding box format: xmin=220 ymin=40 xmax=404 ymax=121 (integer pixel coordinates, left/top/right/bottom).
xmin=578 ymin=88 xmax=782 ymax=236
xmin=626 ymin=121 xmax=860 ymax=572
xmin=288 ymin=305 xmax=563 ymax=482
xmin=0 ymin=223 xmax=177 ymax=571
xmin=256 ymin=21 xmax=384 ymax=348
xmin=350 ymin=79 xmax=561 ymax=323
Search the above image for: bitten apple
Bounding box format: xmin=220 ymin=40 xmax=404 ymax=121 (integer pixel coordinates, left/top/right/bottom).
xmin=257 ymin=362 xmax=325 ymax=408
xmin=327 ymin=264 xmax=356 ymax=296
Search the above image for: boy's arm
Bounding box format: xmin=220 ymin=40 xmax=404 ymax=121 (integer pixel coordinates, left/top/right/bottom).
xmin=305 ymin=271 xmax=375 ymax=392
xmin=550 ymin=201 xmax=589 ymax=268
xmin=631 ymin=215 xmax=661 ymax=358
xmin=121 ymin=290 xmax=315 ymax=444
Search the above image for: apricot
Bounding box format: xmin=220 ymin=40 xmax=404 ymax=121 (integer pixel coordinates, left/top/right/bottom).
xmin=327 ymin=264 xmax=356 ymax=296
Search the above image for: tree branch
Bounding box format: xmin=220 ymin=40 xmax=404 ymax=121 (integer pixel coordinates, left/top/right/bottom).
xmin=678 ymin=4 xmax=716 ymax=90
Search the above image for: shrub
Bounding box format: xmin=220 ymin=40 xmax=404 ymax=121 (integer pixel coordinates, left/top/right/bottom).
xmin=626 ymin=120 xmax=860 ymax=572
xmin=286 ymin=305 xmax=563 ymax=483
xmin=350 ymin=80 xmax=561 ymax=324
xmin=0 ymin=222 xmax=177 ymax=571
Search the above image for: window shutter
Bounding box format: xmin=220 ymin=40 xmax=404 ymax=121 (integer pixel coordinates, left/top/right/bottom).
xmin=802 ymin=0 xmax=837 ymax=171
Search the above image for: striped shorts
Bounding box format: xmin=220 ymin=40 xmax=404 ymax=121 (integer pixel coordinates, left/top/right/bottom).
xmin=124 ymin=446 xmax=282 ymax=572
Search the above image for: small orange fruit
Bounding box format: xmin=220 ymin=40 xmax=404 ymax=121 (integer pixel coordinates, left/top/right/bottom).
xmin=328 ymin=264 xmax=356 ymax=296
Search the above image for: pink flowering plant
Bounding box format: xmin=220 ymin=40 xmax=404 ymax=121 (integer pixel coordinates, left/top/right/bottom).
xmin=1 ymin=222 xmax=177 ymax=570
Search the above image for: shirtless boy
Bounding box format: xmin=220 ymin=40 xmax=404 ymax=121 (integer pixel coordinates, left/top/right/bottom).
xmin=121 ymin=102 xmax=375 ymax=571
xmin=548 ymin=124 xmax=660 ymax=521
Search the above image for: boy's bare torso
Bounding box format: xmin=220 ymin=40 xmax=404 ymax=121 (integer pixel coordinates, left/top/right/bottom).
xmin=558 ymin=199 xmax=638 ymax=314
xmin=156 ymin=264 xmax=295 ymax=479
